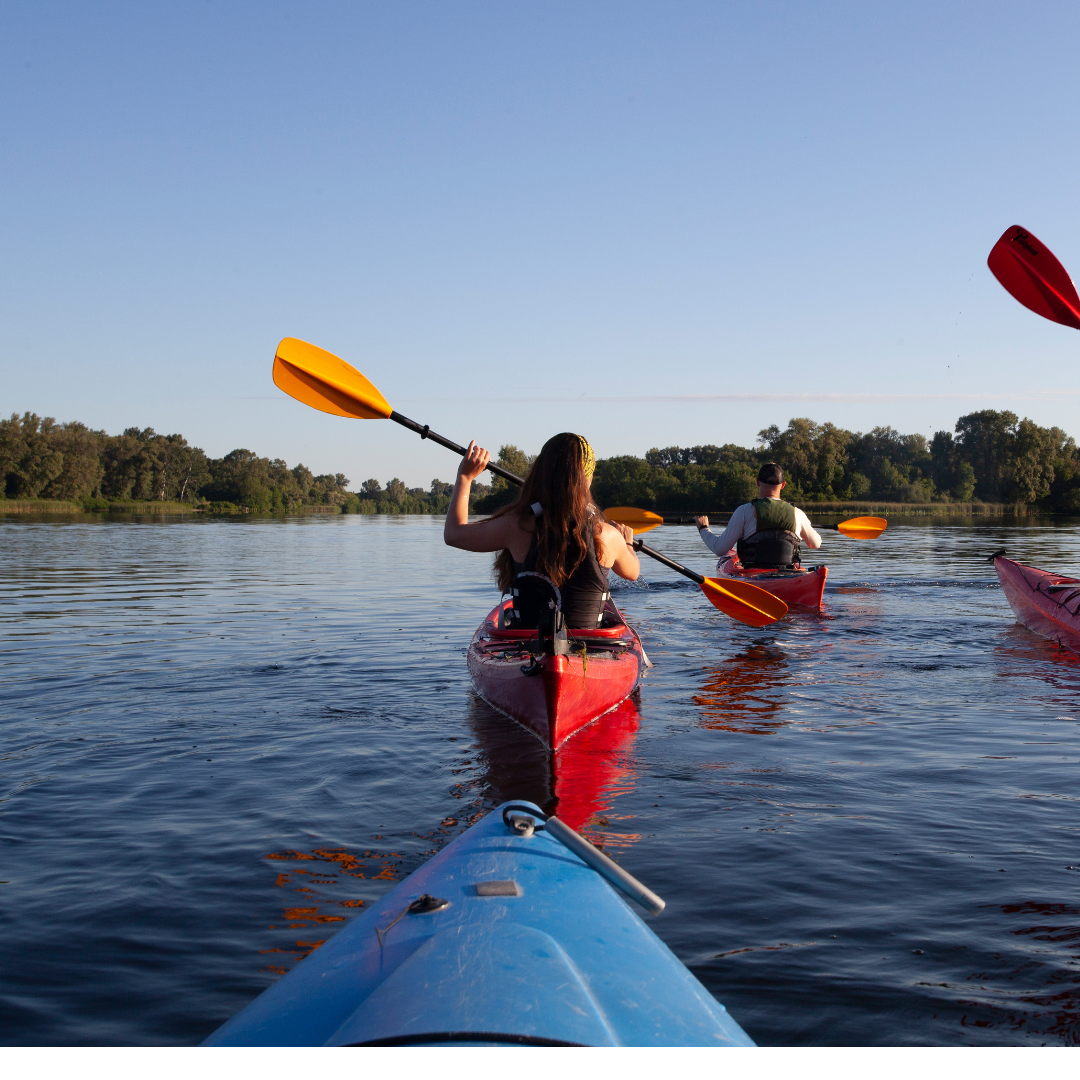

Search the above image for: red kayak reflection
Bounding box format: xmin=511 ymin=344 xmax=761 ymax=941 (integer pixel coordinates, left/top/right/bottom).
xmin=467 ymin=693 xmax=641 ymax=836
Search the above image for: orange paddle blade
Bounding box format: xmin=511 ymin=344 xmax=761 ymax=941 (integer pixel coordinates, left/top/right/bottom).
xmin=604 ymin=507 xmax=664 ymax=534
xmin=700 ymin=577 xmax=788 ymax=627
xmin=273 ymin=338 xmax=393 ymax=420
xmin=836 ymin=516 xmax=886 ymax=539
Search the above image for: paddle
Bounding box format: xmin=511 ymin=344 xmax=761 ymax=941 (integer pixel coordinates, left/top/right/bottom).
xmin=987 ymin=226 xmax=1080 ymax=330
xmin=604 ymin=507 xmax=887 ymax=540
xmin=813 ymin=516 xmax=887 ymax=539
xmin=273 ymin=338 xmax=787 ymax=627
xmin=629 ymin=539 xmax=788 ymax=628
xmin=272 ymin=337 xmax=525 ymax=484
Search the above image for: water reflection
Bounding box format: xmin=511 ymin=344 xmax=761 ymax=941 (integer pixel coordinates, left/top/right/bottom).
xmin=694 ymin=645 xmax=789 ymax=734
xmin=951 ymin=902 xmax=1080 ymax=1044
xmin=993 ymin=629 xmax=1080 ymax=699
xmin=467 ymin=694 xmax=640 ymax=839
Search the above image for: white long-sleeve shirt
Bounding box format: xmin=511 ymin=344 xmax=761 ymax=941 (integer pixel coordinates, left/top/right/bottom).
xmin=698 ymin=500 xmax=822 ymax=560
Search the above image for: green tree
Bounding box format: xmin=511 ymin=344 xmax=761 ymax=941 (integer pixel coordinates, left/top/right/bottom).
xmin=0 ymin=413 xmax=64 ymax=497
xmin=954 ymin=410 xmax=1018 ymax=501
xmin=758 ymin=418 xmax=854 ymax=500
xmin=475 ymin=445 xmax=536 ymax=513
xmin=1008 ymin=420 xmax=1061 ymax=504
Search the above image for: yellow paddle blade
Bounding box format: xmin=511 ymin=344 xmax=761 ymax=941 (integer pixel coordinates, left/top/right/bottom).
xmin=273 ymin=338 xmax=393 ymax=420
xmin=836 ymin=515 xmax=887 ymax=539
xmin=700 ymin=577 xmax=788 ymax=627
xmin=604 ymin=507 xmax=664 ymax=534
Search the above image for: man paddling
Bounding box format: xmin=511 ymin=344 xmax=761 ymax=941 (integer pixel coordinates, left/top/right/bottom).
xmin=695 ymin=463 xmax=821 ymax=569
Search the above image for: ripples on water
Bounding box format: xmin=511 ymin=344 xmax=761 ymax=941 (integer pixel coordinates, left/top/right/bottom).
xmin=2 ymin=513 xmax=1079 ymax=1045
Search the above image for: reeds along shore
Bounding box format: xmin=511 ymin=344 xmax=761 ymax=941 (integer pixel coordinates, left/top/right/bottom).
xmin=800 ymin=502 xmax=1050 ymax=517
xmin=0 ymin=499 xmax=347 ymax=515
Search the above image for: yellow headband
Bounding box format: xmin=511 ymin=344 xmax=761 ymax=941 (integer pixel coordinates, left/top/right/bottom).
xmin=575 ymin=435 xmax=595 ymax=481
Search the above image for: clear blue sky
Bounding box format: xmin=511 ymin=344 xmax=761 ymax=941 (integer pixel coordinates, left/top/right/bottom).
xmin=2 ymin=1 xmax=1078 ymax=488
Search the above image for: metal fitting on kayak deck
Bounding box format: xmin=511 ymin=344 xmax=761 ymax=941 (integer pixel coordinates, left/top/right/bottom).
xmin=499 ymin=802 xmax=665 ymax=916
xmin=506 ymin=813 xmax=537 ymax=837
xmin=408 ymin=894 xmax=450 ymax=914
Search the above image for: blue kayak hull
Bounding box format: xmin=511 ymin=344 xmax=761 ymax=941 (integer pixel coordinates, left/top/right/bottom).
xmin=204 ymin=802 xmax=753 ymax=1046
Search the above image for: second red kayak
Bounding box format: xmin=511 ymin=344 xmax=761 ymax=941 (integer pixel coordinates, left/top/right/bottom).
xmin=467 ymin=599 xmax=645 ymax=748
xmin=993 ymin=554 xmax=1080 ymax=655
xmin=716 ymin=556 xmax=828 ymax=611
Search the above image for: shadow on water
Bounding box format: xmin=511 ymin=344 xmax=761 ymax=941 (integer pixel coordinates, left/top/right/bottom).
xmin=466 ymin=694 xmax=641 ymax=841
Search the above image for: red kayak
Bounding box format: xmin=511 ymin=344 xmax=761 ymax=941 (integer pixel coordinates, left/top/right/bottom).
xmin=467 ymin=599 xmax=645 ymax=748
xmin=993 ymin=555 xmax=1080 ymax=655
xmin=716 ymin=556 xmax=828 ymax=611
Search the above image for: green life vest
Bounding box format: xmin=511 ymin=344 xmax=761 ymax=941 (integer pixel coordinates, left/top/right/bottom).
xmin=736 ymin=499 xmax=801 ymax=569
xmin=750 ymin=498 xmax=797 ymax=532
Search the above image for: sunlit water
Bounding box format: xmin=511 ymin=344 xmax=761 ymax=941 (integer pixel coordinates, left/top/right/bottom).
xmin=2 ymin=513 xmax=1079 ymax=1046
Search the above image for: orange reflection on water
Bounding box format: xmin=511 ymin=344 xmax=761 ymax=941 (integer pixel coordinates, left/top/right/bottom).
xmin=260 ymin=843 xmax=408 ymax=973
xmin=694 ymin=645 xmax=789 ymax=735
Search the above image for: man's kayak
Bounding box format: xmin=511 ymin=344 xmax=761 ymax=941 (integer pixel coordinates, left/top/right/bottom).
xmin=467 ymin=599 xmax=645 ymax=748
xmin=993 ymin=554 xmax=1080 ymax=654
xmin=716 ymin=556 xmax=828 ymax=611
xmin=204 ymin=801 xmax=754 ymax=1047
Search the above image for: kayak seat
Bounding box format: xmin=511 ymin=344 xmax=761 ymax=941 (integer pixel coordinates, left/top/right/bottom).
xmin=488 ymin=599 xmax=630 ymax=641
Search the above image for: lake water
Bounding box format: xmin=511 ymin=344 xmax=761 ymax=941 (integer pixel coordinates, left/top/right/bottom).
xmin=2 ymin=512 xmax=1079 ymax=1046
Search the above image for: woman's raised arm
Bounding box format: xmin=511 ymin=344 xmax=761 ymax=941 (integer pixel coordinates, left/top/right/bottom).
xmin=443 ymin=442 xmax=519 ymax=552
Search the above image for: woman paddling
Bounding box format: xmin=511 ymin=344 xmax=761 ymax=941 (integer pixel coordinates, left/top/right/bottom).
xmin=444 ymin=433 xmax=640 ymax=628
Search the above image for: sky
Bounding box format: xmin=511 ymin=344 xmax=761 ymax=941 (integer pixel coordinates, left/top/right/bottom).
xmin=2 ymin=1 xmax=1079 ymax=489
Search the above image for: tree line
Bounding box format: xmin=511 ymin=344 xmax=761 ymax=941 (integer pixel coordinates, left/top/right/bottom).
xmin=4 ymin=408 xmax=1078 ymax=515
xmin=488 ymin=411 xmax=1080 ymax=514
xmin=0 ymin=413 xmax=352 ymax=511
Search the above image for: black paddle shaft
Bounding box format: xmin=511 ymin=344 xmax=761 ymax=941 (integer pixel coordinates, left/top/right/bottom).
xmin=390 ymin=411 xmax=525 ymax=485
xmin=632 ymin=538 xmax=705 ymax=585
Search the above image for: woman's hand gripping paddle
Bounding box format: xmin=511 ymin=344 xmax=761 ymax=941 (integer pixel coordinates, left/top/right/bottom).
xmin=607 ymin=507 xmax=887 ymax=541
xmin=272 ymin=337 xmax=525 ymax=484
xmin=987 ymin=226 xmax=1080 ymax=330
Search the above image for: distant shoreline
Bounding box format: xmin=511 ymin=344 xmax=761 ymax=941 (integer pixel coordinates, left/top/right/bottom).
xmin=0 ymin=499 xmax=347 ymax=515
xmin=1 ymin=497 xmax=1065 ymax=519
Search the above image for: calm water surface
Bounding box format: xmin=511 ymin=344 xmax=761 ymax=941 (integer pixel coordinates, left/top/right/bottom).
xmin=2 ymin=513 xmax=1079 ymax=1046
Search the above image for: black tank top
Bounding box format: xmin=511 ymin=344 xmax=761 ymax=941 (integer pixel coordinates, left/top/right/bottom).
xmin=508 ymin=528 xmax=611 ymax=630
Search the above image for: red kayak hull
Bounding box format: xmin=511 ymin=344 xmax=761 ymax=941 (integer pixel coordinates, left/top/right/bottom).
xmin=994 ymin=556 xmax=1080 ymax=655
xmin=467 ymin=600 xmax=645 ymax=748
xmin=716 ymin=557 xmax=828 ymax=611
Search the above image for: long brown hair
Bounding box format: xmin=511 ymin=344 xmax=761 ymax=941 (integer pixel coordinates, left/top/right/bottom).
xmin=492 ymin=432 xmax=600 ymax=592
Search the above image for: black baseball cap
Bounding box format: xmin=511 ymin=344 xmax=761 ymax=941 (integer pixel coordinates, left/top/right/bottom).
xmin=757 ymin=462 xmax=784 ymax=484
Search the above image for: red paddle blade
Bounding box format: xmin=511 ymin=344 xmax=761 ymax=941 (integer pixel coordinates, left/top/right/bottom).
xmin=987 ymin=225 xmax=1080 ymax=330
